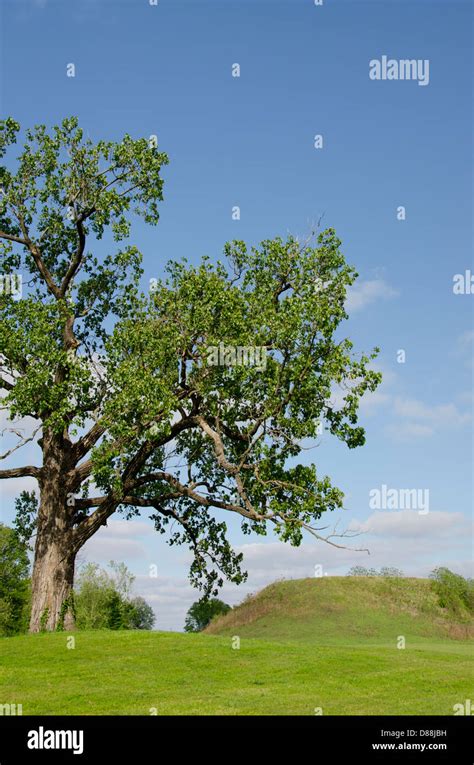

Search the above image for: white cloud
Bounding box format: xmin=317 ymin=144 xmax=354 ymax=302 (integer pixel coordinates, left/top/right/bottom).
xmin=349 ymin=510 xmax=468 ymax=539
xmin=93 ymin=519 xmax=154 ymax=538
xmin=230 ymin=510 xmax=471 ymax=582
xmin=81 ymin=519 xmax=155 ymax=562
xmin=358 ymin=390 xmax=391 ymax=414
xmin=393 ymin=397 xmax=471 ymax=428
xmin=386 ymin=422 xmax=435 ymax=440
xmin=81 ymin=537 xmax=149 ymax=562
xmin=346 ymin=279 xmax=399 ymax=313
xmin=386 ymin=395 xmax=471 ymax=439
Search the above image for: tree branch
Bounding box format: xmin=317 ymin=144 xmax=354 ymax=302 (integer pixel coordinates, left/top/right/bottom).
xmin=0 ymin=425 xmax=41 ymax=460
xmin=71 ymin=421 xmax=106 ymax=464
xmin=0 ymin=230 xmax=28 ymax=246
xmin=0 ymin=465 xmax=41 ymax=479
xmin=19 ymin=219 xmax=61 ymax=299
xmin=60 ymin=218 xmax=86 ymax=297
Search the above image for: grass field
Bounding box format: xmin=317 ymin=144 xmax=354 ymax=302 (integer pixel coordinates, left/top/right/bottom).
xmin=1 ymin=577 xmax=472 ymax=715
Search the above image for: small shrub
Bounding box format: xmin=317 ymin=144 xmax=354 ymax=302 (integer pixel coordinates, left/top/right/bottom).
xmin=430 ymin=567 xmax=473 ymax=617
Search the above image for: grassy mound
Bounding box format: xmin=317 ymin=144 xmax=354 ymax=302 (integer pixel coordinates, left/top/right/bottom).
xmin=205 ymin=576 xmax=474 ymax=643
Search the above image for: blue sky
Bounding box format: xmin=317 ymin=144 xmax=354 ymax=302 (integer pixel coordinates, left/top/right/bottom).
xmin=0 ymin=0 xmax=472 ymax=629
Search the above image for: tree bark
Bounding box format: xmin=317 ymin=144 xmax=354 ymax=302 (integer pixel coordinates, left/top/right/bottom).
xmin=29 ymin=530 xmax=76 ymax=632
xmin=29 ymin=430 xmax=76 ymax=632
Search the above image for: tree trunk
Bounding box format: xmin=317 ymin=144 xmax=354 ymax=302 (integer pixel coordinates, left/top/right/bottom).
xmin=29 ymin=531 xmax=76 ymax=632
xmin=29 ymin=430 xmax=77 ymax=633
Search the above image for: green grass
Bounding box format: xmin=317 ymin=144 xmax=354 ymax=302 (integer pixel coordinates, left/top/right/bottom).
xmin=0 ymin=577 xmax=472 ymax=715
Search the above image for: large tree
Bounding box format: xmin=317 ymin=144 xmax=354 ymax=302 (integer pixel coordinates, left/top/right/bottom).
xmin=0 ymin=117 xmax=381 ymax=632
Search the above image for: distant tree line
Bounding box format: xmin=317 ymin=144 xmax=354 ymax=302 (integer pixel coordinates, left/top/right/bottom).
xmin=347 ymin=564 xmax=473 ymax=617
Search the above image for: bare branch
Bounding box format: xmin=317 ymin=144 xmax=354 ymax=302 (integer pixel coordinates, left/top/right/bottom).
xmin=275 ymin=515 xmax=370 ymax=553
xmin=0 ymin=424 xmax=41 ymax=460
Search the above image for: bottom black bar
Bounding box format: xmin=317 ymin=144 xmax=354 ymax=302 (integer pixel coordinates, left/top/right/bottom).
xmin=0 ymin=715 xmax=471 ymax=762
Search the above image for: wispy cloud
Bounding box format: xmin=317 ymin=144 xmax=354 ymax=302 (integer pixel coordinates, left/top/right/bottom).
xmin=393 ymin=397 xmax=471 ymax=428
xmin=346 ymin=279 xmax=399 ymax=313
xmin=81 ymin=519 xmax=155 ymax=562
xmin=386 ymin=422 xmax=435 ymax=440
xmin=349 ymin=510 xmax=468 ymax=539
